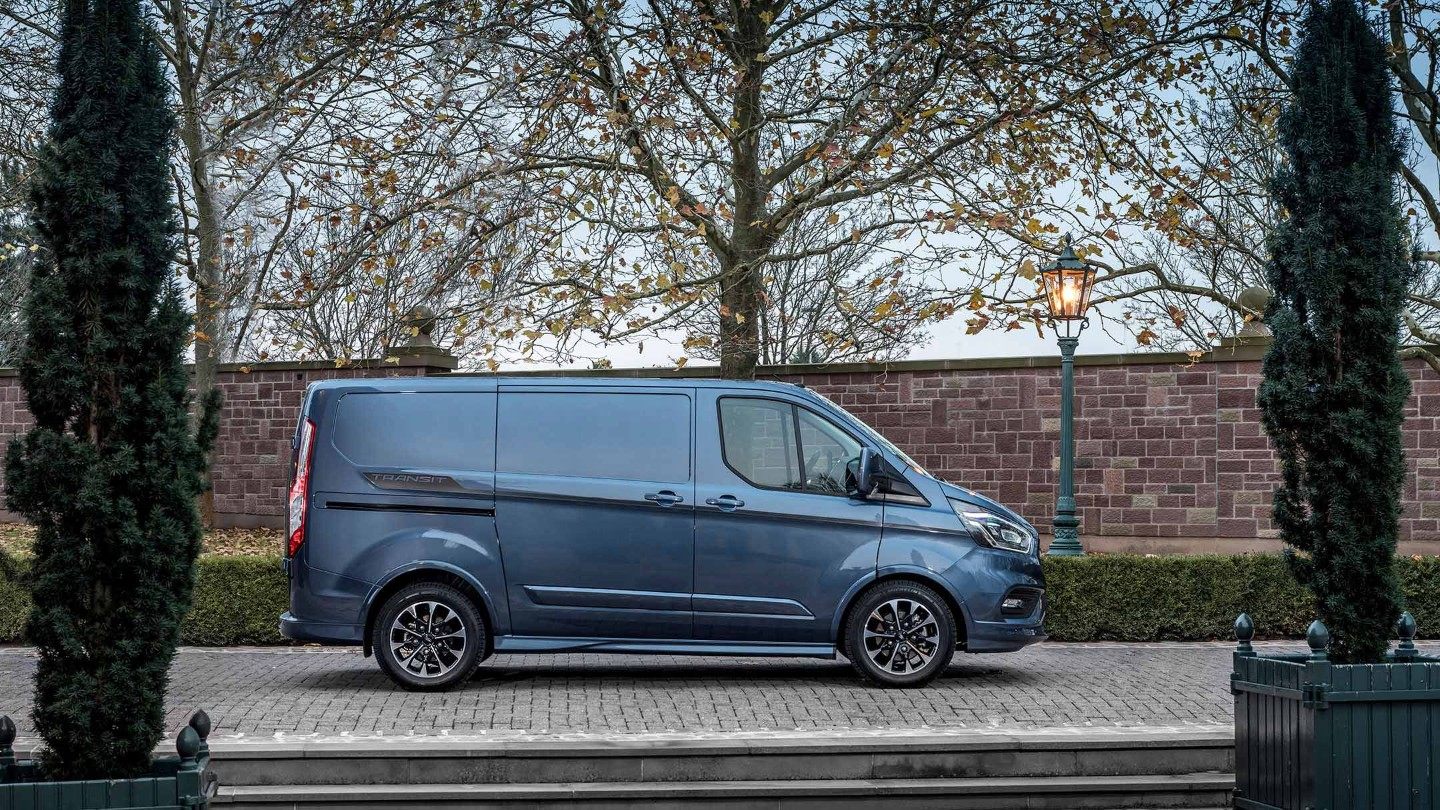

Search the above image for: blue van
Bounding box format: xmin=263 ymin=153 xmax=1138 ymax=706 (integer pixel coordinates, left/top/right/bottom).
xmin=280 ymin=377 xmax=1045 ymax=690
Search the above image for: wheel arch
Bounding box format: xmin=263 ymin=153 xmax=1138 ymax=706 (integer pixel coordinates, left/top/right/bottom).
xmin=362 ymin=563 xmax=497 ymax=658
xmin=834 ymin=568 xmax=970 ymax=655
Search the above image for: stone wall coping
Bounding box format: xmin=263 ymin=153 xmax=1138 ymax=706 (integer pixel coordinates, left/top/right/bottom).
xmin=0 ymin=355 xmax=451 ymax=377
xmin=458 ymin=339 xmax=1278 ymax=378
xmin=0 ymin=339 xmax=1431 ymax=380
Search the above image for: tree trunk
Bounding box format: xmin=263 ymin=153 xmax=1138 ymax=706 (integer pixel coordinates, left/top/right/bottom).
xmin=718 ymin=258 xmax=763 ymax=379
xmin=719 ymin=4 xmax=772 ymax=380
xmin=170 ymin=5 xmax=222 ymax=525
xmin=179 ymin=118 xmax=221 ymax=526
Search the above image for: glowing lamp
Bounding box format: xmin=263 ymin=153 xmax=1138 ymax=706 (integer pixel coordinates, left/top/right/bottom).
xmin=1039 ymin=235 xmax=1096 ymax=337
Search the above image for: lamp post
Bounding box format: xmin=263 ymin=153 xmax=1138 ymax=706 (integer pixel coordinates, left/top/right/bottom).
xmin=1039 ymin=235 xmax=1097 ymax=557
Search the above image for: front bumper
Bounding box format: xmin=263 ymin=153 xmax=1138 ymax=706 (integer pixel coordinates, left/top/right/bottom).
xmin=964 ymin=618 xmax=1047 ymax=652
xmin=279 ymin=611 xmax=363 ymax=645
xmin=963 ymin=585 xmax=1046 ymax=652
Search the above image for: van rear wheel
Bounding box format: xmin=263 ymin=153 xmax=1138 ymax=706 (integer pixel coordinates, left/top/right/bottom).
xmin=373 ymin=583 xmax=486 ymax=691
xmin=844 ymin=580 xmax=956 ymax=688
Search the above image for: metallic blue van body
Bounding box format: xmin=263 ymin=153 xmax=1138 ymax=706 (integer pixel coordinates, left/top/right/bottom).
xmin=280 ymin=377 xmax=1046 ymax=660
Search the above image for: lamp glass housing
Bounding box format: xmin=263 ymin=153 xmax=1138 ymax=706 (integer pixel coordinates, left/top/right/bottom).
xmin=1041 ymin=263 xmax=1096 ymax=321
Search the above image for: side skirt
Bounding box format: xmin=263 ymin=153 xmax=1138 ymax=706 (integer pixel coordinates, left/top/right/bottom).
xmin=494 ymin=636 xmax=837 ymax=658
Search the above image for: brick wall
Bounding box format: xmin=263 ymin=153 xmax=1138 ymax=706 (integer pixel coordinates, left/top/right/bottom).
xmin=775 ymin=352 xmax=1439 ymax=553
xmin=0 ymin=360 xmax=431 ymax=529
xmin=1 ymin=341 xmax=1437 ymax=553
xmin=208 ymin=362 xmax=432 ymax=525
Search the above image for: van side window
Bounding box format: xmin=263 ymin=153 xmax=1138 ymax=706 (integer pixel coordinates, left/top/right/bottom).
xmin=719 ymin=398 xmax=801 ymax=489
xmin=497 ymin=392 xmax=691 ymax=482
xmin=718 ymin=397 xmax=863 ymax=495
xmin=796 ymin=408 xmax=862 ymax=495
xmin=332 ymin=392 xmax=495 ymax=470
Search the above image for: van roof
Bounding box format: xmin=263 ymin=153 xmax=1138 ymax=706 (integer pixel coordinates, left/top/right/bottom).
xmin=304 ymin=375 xmax=811 ymax=396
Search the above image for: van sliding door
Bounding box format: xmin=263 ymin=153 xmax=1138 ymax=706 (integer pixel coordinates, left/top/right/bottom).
xmin=494 ymin=387 xmax=696 ymax=640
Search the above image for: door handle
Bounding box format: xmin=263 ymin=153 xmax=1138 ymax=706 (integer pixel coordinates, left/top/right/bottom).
xmin=644 ymin=490 xmax=684 ymax=506
xmin=705 ymin=495 xmax=745 ymax=511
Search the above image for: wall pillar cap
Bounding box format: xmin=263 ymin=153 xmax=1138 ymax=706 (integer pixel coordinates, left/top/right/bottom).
xmin=385 ymin=305 xmax=457 ymax=373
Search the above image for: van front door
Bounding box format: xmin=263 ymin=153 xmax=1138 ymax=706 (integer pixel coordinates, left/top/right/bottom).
xmin=495 ymin=387 xmax=695 ymax=640
xmin=693 ymin=391 xmax=882 ymax=644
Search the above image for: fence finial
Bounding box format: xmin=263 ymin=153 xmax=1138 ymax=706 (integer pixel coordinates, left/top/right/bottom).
xmin=0 ymin=715 xmax=15 ymax=765
xmin=1306 ymin=620 xmax=1330 ymax=662
xmin=1395 ymin=611 xmax=1418 ymax=660
xmin=1234 ymin=613 xmax=1255 ymax=656
xmin=177 ymin=725 xmax=201 ymax=767
xmin=188 ymin=709 xmax=212 ymax=760
xmin=189 ymin=709 xmax=211 ymax=741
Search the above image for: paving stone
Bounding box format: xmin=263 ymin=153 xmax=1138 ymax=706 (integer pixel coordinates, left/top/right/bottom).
xmin=2 ymin=642 xmax=1430 ymax=740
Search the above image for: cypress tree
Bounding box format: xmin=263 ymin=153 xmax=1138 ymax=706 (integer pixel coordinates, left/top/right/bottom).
xmin=1257 ymin=0 xmax=1413 ymax=664
xmin=4 ymin=0 xmax=218 ymax=779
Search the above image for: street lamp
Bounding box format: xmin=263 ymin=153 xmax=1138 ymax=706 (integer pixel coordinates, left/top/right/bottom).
xmin=1040 ymin=235 xmax=1097 ymax=557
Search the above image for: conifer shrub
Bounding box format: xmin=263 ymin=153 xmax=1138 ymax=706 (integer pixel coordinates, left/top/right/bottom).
xmin=1256 ymin=0 xmax=1415 ymax=664
xmin=3 ymin=0 xmax=218 ymax=779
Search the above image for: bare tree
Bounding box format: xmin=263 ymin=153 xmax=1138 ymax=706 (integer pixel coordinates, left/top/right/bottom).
xmin=243 ymin=190 xmax=536 ymax=363
xmin=0 ymin=161 xmax=33 ymax=363
xmin=153 ymin=0 xmax=527 ymax=389
xmin=0 ymin=4 xmax=53 ymax=363
xmin=705 ymin=210 xmax=949 ymax=365
xmin=962 ymin=0 xmax=1439 ymax=371
xmin=482 ymin=0 xmax=1241 ymax=377
xmin=1 ymin=0 xmax=526 ymax=378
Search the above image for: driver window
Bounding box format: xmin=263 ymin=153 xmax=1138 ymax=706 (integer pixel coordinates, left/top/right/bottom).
xmin=797 ymin=408 xmax=862 ymax=495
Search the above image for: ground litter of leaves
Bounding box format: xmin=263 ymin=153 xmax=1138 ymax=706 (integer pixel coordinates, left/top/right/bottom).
xmin=0 ymin=524 xmax=280 ymax=557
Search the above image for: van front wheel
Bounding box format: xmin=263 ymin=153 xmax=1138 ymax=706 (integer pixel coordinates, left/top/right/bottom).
xmin=843 ymin=580 xmax=956 ymax=688
xmin=373 ymin=583 xmax=486 ymax=691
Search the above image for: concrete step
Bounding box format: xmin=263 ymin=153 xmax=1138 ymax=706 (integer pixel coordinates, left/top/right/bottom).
xmin=214 ymin=772 xmax=1237 ymax=809
xmin=206 ymin=728 xmax=1234 ymax=788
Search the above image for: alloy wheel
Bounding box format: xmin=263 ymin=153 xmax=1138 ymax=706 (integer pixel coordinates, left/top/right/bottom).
xmin=862 ymin=597 xmax=940 ymax=674
xmin=388 ymin=600 xmax=467 ymax=679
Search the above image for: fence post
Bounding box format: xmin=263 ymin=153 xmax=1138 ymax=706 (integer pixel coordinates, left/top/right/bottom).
xmin=1303 ymin=620 xmax=1332 ymax=709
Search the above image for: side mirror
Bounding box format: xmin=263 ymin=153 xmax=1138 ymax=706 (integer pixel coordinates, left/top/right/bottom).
xmin=853 ymin=447 xmax=877 ymax=497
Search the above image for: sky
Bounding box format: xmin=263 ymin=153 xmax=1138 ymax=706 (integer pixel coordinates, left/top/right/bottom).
xmin=508 ymin=309 xmax=1135 ymax=371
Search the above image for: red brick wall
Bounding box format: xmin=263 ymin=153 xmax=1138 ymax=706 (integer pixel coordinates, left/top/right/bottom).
xmin=0 ymin=361 xmax=429 ymax=529
xmin=1 ymin=348 xmax=1437 ymax=553
xmin=207 ymin=363 xmax=430 ymax=526
xmin=778 ymin=355 xmax=1440 ymax=553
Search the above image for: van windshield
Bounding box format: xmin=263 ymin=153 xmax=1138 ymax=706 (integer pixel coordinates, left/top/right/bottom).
xmin=804 ymin=390 xmax=931 ymax=478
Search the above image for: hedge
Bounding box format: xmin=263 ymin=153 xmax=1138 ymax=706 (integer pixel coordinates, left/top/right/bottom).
xmin=1044 ymin=554 xmax=1438 ymax=641
xmin=0 ymin=554 xmax=289 ymax=646
xmin=0 ymin=553 xmax=1436 ymax=645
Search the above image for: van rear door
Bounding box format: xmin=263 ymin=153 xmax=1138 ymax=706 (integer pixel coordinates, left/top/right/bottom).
xmin=292 ymin=383 xmax=502 ymax=635
xmin=495 ymin=386 xmax=695 ymax=639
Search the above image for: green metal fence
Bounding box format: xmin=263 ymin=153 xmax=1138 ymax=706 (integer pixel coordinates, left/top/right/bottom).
xmin=1233 ymin=613 xmax=1440 ymax=810
xmin=0 ymin=712 xmax=214 ymax=809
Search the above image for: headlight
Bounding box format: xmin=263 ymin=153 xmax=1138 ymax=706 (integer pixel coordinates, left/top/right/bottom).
xmin=949 ymin=499 xmax=1035 ymax=554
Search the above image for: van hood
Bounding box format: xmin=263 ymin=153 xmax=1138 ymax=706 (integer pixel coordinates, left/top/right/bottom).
xmin=936 ymin=480 xmax=1036 ymax=535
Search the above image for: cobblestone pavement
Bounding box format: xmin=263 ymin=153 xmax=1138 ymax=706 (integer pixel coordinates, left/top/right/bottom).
xmin=0 ymin=642 xmax=1328 ymax=740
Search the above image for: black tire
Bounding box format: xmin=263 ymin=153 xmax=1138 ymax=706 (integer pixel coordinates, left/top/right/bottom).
xmin=372 ymin=582 xmax=486 ymax=691
xmin=843 ymin=580 xmax=956 ymax=688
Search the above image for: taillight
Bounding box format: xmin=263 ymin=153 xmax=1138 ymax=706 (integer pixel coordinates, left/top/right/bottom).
xmin=287 ymin=418 xmax=316 ymax=557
